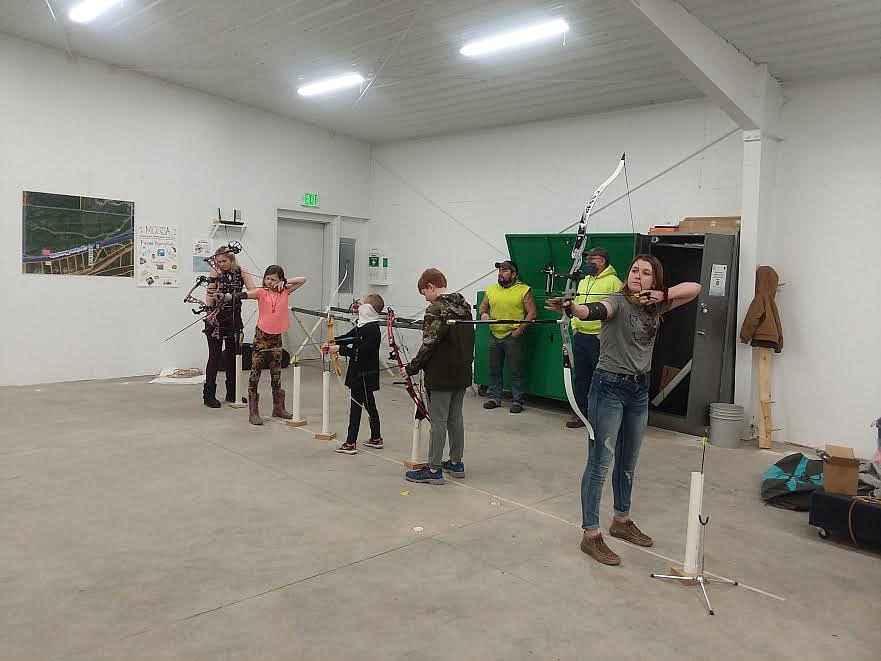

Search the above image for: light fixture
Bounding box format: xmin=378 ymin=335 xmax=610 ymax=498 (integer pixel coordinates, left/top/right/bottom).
xmin=68 ymin=0 xmax=121 ymax=23
xmin=460 ymin=18 xmax=569 ymax=57
xmin=297 ymin=73 xmax=366 ymax=97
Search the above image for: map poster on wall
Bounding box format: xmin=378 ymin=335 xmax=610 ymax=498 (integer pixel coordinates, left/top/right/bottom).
xmin=136 ymin=224 xmax=179 ymax=287
xmin=192 ymin=238 xmax=212 ymax=273
xmin=21 ymin=191 xmax=134 ymax=276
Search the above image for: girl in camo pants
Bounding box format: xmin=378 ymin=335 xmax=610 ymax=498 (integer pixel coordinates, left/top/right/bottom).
xmin=234 ymin=265 xmax=306 ymax=425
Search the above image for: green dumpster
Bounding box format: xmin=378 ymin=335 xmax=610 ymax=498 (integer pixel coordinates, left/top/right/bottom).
xmin=473 ymin=233 xmax=635 ymax=401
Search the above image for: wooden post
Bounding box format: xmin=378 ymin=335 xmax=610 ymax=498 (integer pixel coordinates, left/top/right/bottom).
xmin=758 ymin=347 xmax=773 ymax=448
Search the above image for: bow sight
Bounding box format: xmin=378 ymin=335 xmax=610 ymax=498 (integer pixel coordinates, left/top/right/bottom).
xmin=541 ymin=263 xmax=585 ymax=296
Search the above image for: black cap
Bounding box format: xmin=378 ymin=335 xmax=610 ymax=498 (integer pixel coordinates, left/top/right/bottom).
xmin=586 ymin=247 xmax=610 ymax=261
xmin=494 ymin=260 xmax=519 ymax=273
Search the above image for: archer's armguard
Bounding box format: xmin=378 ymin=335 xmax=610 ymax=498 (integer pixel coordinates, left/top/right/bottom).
xmin=583 ymin=302 xmax=608 ymax=321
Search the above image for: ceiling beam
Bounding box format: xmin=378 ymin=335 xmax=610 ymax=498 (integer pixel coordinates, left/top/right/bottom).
xmin=626 ymin=0 xmax=781 ymax=132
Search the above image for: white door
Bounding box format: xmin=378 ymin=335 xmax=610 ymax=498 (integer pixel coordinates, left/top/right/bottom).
xmin=277 ymin=219 xmax=325 ymax=359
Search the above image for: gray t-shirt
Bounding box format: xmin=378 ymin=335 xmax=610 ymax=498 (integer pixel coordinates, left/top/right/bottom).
xmin=596 ymin=295 xmax=671 ymax=375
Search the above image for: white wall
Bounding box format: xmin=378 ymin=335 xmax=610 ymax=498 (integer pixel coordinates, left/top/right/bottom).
xmin=5 ymin=31 xmax=878 ymax=458
xmin=370 ymin=99 xmax=741 ymax=319
xmin=370 ymin=83 xmax=881 ymax=458
xmin=0 ymin=35 xmax=371 ymax=386
xmin=768 ymin=74 xmax=881 ymax=459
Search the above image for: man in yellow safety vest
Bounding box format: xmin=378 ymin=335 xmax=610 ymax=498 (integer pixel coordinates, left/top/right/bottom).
xmin=478 ymin=260 xmax=537 ymax=413
xmin=566 ymin=246 xmax=622 ymax=428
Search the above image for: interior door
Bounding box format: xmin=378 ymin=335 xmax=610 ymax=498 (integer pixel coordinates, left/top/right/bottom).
xmin=277 ymin=219 xmax=325 ymax=358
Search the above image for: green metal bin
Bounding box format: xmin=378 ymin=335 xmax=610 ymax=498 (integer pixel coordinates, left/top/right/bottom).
xmin=473 ymin=233 xmax=635 ymax=402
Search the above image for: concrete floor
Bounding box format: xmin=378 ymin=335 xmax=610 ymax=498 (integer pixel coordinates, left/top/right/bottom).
xmin=1 ymin=364 xmax=879 ymax=660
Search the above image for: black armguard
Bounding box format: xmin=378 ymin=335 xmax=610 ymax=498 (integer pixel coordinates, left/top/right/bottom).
xmin=232 ymin=291 xmax=249 ymax=301
xmin=584 ymin=302 xmax=608 ymax=321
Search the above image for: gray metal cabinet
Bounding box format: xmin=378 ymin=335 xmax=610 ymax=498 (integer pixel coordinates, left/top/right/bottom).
xmin=636 ymin=233 xmax=740 ymax=436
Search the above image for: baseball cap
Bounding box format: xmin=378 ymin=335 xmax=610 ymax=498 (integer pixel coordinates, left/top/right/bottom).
xmin=494 ymin=260 xmax=519 ymax=272
xmin=585 ymin=247 xmax=610 ymax=260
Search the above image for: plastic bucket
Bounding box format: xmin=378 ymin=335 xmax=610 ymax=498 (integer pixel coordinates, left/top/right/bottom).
xmin=709 ymin=403 xmax=745 ymax=449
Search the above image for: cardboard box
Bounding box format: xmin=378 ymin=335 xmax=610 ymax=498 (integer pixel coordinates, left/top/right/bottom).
xmin=678 ymin=216 xmax=741 ymax=233
xmin=659 ymin=365 xmax=681 ymax=390
xmin=822 ymin=444 xmax=860 ymax=496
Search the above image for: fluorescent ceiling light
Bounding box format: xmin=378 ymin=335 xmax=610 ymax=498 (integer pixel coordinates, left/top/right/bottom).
xmin=68 ymin=0 xmax=121 ymax=23
xmin=297 ymin=73 xmax=366 ymax=97
xmin=460 ymin=18 xmax=569 ymax=57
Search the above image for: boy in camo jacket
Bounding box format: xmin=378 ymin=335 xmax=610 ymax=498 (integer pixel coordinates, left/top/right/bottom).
xmin=400 ymin=268 xmax=475 ymax=484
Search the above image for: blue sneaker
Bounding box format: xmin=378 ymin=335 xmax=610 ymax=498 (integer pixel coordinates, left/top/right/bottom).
xmin=441 ymin=460 xmax=465 ymax=478
xmin=405 ymin=467 xmax=445 ymax=484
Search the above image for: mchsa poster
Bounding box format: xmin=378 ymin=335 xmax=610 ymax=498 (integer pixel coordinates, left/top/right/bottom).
xmin=136 ymin=224 xmax=178 ymax=287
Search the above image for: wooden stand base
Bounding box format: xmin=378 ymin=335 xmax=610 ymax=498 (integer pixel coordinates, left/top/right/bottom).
xmin=314 ymin=432 xmax=336 ymax=440
xmin=404 ymin=459 xmax=427 ymax=469
xmin=668 ymin=567 xmax=698 ymax=586
xmin=286 ymin=419 xmax=307 ymax=427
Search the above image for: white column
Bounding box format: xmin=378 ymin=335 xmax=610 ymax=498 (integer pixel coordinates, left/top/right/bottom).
xmin=314 ymin=370 xmax=336 ymax=440
xmin=683 ymin=471 xmax=705 ymax=575
xmin=734 ymin=130 xmax=779 ymax=423
xmin=286 ymin=358 xmax=307 ymax=427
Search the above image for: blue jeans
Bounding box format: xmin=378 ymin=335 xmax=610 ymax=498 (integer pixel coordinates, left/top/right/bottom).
xmin=581 ymin=369 xmax=650 ymax=531
xmin=573 ymin=332 xmax=600 ymax=415
xmin=488 ymin=333 xmax=524 ymax=405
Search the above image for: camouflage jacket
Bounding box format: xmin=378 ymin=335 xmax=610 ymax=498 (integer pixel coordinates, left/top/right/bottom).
xmin=406 ymin=293 xmax=475 ymax=390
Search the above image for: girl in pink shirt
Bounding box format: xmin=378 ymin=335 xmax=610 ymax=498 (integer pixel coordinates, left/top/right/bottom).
xmin=235 ymin=265 xmax=306 ymax=425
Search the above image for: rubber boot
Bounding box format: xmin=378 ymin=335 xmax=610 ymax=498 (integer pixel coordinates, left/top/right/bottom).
xmin=248 ymin=389 xmax=263 ymax=425
xmin=224 ymin=377 xmax=236 ymax=403
xmin=203 ymin=383 xmax=221 ymax=408
xmin=271 ymin=389 xmax=293 ymax=419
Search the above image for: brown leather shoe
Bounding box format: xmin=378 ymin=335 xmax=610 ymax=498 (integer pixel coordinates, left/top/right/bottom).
xmin=580 ymin=533 xmax=620 ymax=565
xmin=609 ymin=519 xmax=653 ymax=547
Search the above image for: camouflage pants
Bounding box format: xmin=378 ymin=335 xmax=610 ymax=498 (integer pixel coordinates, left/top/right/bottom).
xmin=249 ymin=327 xmax=283 ymax=392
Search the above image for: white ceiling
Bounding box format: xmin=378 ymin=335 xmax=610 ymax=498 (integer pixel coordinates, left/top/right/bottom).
xmin=3 ymin=1 xmax=879 ymax=143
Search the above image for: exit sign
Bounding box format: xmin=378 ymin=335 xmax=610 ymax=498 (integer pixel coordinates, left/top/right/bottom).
xmin=303 ymin=192 xmax=320 ymax=207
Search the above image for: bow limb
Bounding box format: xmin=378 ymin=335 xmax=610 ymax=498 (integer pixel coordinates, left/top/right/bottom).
xmin=166 ymin=276 xmax=216 ymax=341
xmin=560 ymin=154 xmax=626 ymax=439
xmin=387 ymin=308 xmax=430 ymax=421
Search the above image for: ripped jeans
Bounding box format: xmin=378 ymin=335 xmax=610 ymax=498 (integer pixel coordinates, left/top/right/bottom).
xmin=581 ymin=369 xmax=649 ymax=531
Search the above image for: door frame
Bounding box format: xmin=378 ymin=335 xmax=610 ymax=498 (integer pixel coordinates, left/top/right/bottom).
xmin=276 ymin=209 xmax=369 ymax=309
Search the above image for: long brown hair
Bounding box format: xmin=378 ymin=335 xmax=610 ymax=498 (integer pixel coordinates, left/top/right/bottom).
xmin=619 ymin=254 xmax=665 ymax=321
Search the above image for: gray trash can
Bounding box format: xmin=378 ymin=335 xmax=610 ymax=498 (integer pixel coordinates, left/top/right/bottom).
xmin=709 ymin=403 xmax=745 ymax=449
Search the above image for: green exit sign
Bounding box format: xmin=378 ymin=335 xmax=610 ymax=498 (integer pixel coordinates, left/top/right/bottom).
xmin=303 ymin=192 xmax=320 ymax=207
